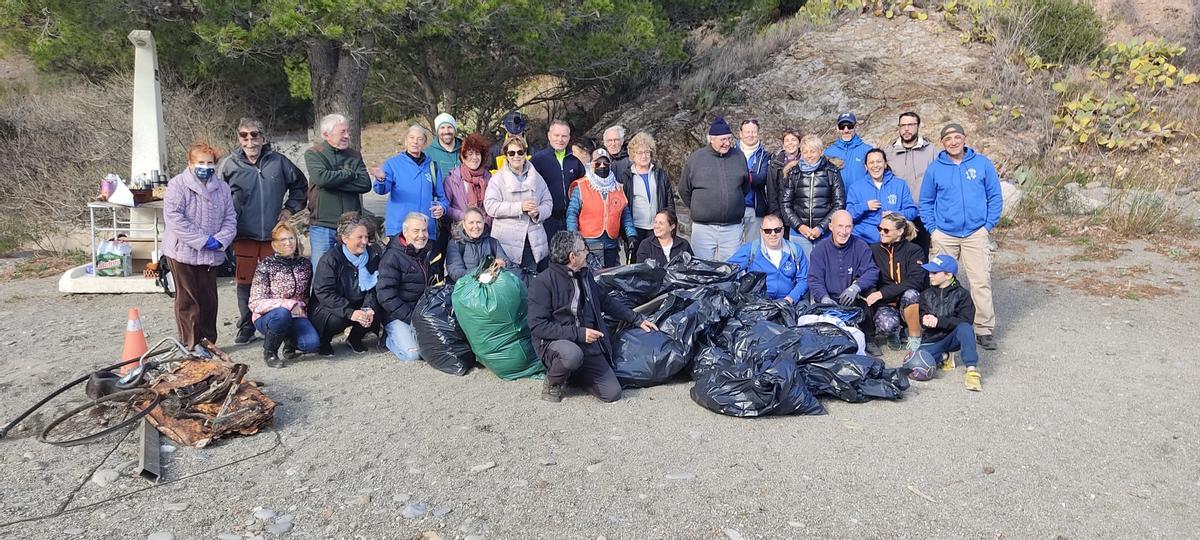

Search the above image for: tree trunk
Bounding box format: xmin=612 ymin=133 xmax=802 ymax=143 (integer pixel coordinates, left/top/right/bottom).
xmin=308 ymin=36 xmax=371 ymax=149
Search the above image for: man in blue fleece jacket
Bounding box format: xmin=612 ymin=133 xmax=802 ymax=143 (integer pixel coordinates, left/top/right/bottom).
xmin=727 ymin=214 xmax=808 ymax=303
xmin=824 ymin=112 xmax=873 ymax=188
xmin=371 ymin=124 xmax=450 ymax=242
xmin=918 ymin=123 xmax=1003 ymax=351
xmin=807 ymin=209 xmax=881 ymax=355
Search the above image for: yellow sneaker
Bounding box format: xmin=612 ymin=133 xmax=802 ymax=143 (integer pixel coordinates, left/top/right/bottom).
xmin=940 ymin=352 xmax=956 ymax=371
xmin=965 ymin=368 xmax=981 ymax=392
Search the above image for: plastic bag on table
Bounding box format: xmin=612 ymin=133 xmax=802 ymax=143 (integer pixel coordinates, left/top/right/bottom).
xmin=801 ymin=354 xmax=910 ymax=402
xmin=690 ymin=354 xmax=825 ymax=417
xmin=452 ymin=257 xmax=544 ymax=380
xmin=611 ymin=329 xmax=691 ymax=388
xmin=95 ymin=240 xmax=133 ymax=277
xmin=596 ymin=259 xmax=666 ymax=304
xmin=662 ymin=252 xmax=741 ymax=291
xmin=412 ymin=285 xmax=475 ymax=376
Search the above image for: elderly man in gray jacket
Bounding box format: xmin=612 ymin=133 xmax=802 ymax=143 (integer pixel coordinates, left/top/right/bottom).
xmin=218 ymin=117 xmax=308 ymax=344
xmin=679 ymin=117 xmax=748 ymax=261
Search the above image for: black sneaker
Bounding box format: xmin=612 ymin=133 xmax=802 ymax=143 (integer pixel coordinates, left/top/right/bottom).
xmin=346 ymin=336 xmax=368 ymax=354
xmin=233 ymin=326 xmax=256 ymax=344
xmin=865 ymin=340 xmax=883 ymax=357
xmin=317 ymin=343 xmax=335 ymax=357
xmin=541 ymin=380 xmax=563 ymax=403
xmin=976 ymin=334 xmax=997 ymax=350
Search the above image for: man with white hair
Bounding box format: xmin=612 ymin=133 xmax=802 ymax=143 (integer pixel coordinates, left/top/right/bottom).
xmin=304 ymin=113 xmax=372 ymax=267
xmin=679 ymin=116 xmax=748 ymax=260
xmin=371 ymin=124 xmax=449 ymax=258
xmin=602 ymin=125 xmax=630 ymax=179
xmin=377 ymin=212 xmax=433 ymax=361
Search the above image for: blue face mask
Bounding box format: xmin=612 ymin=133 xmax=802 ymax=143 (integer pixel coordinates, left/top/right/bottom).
xmin=194 ymin=165 xmax=216 ymax=181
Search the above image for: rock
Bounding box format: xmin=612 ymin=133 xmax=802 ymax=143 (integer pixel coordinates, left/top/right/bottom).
xmin=392 ymin=493 xmax=411 ymax=503
xmin=402 ymin=501 xmax=431 ymax=519
xmin=285 ymin=468 xmax=298 ymax=476
xmin=63 ymin=528 xmax=84 ymax=536
xmin=159 ymin=444 xmax=176 ymax=453
xmin=349 ymin=495 xmax=371 ymax=506
xmin=254 ymin=508 xmax=277 ymax=521
xmin=983 ymin=466 xmax=996 ymax=475
xmin=267 ymin=521 xmax=294 ymax=535
xmin=459 ymin=517 xmax=489 ymax=535
xmin=421 ymin=532 xmax=443 ymax=540
xmin=469 ymin=461 xmax=497 ymax=474
xmin=162 ymin=502 xmax=188 ymax=512
xmin=90 ymin=469 xmax=119 ymax=487
xmin=276 ymin=514 xmax=294 ymax=524
xmin=788 ymin=521 xmax=803 ymax=528
xmin=538 ymin=458 xmax=557 ymax=466
xmin=586 ymin=463 xmax=603 ymax=473
xmin=999 ymin=181 xmax=1022 ymax=219
xmin=431 ymin=506 xmax=452 ymax=517
xmin=217 ymin=534 xmax=241 ymax=540
xmin=146 ymin=533 xmax=174 ymax=540
xmin=723 ymin=529 xmax=745 ymax=540
xmin=664 ymin=472 xmax=695 ymax=480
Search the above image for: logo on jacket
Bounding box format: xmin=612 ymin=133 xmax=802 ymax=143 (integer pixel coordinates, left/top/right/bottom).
xmin=965 ymin=168 xmax=978 ymax=181
xmin=887 ymin=194 xmax=897 ymax=205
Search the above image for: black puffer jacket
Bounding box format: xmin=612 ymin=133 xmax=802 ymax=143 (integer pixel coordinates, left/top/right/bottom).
xmin=376 ymin=237 xmax=431 ymax=324
xmin=780 ymin=158 xmax=846 ymax=233
xmin=870 ymin=239 xmax=927 ymax=302
xmin=919 ymin=280 xmax=974 ymax=343
xmin=764 ymin=151 xmax=798 ymax=217
xmin=445 ymin=224 xmax=508 ymax=283
xmin=310 ymin=244 xmax=381 ymax=329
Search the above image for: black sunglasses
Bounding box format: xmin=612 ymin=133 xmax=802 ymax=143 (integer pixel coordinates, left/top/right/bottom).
xmin=761 ymin=227 xmax=784 ymax=234
xmin=506 ymin=149 xmax=526 ymax=157
xmin=879 ymin=226 xmax=895 ymax=233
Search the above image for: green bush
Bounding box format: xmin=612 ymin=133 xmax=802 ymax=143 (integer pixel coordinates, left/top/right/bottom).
xmin=1003 ymin=0 xmax=1107 ymax=65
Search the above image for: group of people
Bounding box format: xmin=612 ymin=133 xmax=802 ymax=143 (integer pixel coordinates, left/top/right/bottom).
xmin=159 ymin=107 xmax=1002 ymax=400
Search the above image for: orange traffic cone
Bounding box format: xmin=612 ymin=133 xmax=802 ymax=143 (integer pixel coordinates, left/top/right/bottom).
xmin=118 ymin=307 xmax=149 ymax=374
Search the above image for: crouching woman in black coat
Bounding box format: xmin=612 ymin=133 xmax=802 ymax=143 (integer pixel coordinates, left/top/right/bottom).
xmin=376 ymin=212 xmax=432 ymax=361
xmin=528 ymin=231 xmax=658 ymax=403
xmin=445 ymin=207 xmax=508 ymax=282
xmin=310 ymin=213 xmax=382 ymax=356
xmin=864 ymin=213 xmax=927 ymax=351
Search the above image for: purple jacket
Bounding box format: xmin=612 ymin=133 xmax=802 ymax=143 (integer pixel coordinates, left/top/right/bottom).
xmin=444 ymin=164 xmax=493 ymax=225
xmin=163 ymin=168 xmax=237 ymax=266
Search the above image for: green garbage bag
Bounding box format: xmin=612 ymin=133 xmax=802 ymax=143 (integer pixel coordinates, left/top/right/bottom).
xmin=452 ymin=258 xmax=544 ymax=380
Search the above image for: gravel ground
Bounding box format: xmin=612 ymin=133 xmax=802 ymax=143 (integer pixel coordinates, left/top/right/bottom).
xmin=0 ymin=238 xmax=1196 ymax=539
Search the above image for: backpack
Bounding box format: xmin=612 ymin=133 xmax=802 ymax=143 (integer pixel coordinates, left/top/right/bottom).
xmin=156 ymin=253 xmax=176 ymax=298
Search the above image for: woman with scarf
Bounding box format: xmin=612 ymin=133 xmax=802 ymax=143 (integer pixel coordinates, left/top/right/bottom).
xmin=566 ymin=148 xmax=637 ymax=269
xmin=310 ymin=213 xmax=382 ymax=356
xmin=865 ymin=212 xmax=928 ymax=351
xmin=248 ymin=221 xmax=317 ymax=368
xmin=443 ymin=133 xmax=493 ymax=226
xmin=765 ymin=129 xmax=802 ymax=218
xmin=163 ymin=142 xmax=237 ymax=354
xmin=780 ymin=134 xmax=846 ymax=257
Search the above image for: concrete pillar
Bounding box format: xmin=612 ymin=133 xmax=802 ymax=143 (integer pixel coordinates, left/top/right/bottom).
xmin=127 ymin=30 xmax=167 ymax=243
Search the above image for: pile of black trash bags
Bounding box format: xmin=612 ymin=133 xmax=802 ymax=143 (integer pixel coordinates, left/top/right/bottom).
xmin=599 ymin=253 xmax=909 ymax=417
xmin=411 ymin=253 xmax=908 ymax=418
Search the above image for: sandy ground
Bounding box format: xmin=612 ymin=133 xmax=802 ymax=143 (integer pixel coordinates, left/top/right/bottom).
xmin=0 ymin=236 xmax=1197 ymax=540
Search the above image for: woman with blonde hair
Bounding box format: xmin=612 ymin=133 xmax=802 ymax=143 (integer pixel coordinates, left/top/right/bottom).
xmin=617 ymin=131 xmax=676 ymax=253
xmin=864 ymin=212 xmax=927 ymax=351
xmin=484 ymin=135 xmax=554 ymax=270
xmin=248 ymin=221 xmax=318 ymax=367
xmin=780 ymin=134 xmax=845 ymax=257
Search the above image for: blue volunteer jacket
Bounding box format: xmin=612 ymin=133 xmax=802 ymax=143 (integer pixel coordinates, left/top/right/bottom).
xmin=824 ymin=134 xmax=873 ymax=188
xmin=737 ymin=141 xmax=772 ymax=216
xmin=918 ymin=148 xmax=1003 ymax=238
xmin=806 ymin=235 xmax=878 ymax=302
xmin=727 ymin=239 xmax=809 ymax=302
xmin=846 ymin=170 xmax=918 ymax=243
xmin=374 ymin=152 xmax=450 ymax=239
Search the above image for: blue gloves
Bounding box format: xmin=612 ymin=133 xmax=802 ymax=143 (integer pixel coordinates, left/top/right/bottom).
xmin=837 ymin=283 xmax=861 ymax=306
xmin=203 ymin=236 xmax=222 ymax=251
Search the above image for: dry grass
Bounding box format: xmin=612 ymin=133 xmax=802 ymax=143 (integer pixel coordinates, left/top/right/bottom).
xmin=677 ymin=16 xmax=811 ymax=108
xmin=0 ymin=250 xmax=86 ymax=282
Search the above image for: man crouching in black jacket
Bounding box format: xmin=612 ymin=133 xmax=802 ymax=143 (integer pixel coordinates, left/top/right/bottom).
xmin=529 ymin=231 xmax=658 ymax=403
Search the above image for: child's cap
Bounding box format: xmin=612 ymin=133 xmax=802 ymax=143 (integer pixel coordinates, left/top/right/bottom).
xmin=922 ymin=253 xmax=959 ymax=274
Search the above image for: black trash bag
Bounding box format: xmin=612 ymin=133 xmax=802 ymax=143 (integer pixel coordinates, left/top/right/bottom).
xmin=801 ymin=354 xmax=910 ymax=402
xmin=596 ymin=259 xmax=666 ymax=304
xmin=715 ymin=298 xmax=797 ymax=349
xmin=790 ymin=322 xmax=860 ymax=364
xmin=602 ymin=289 xmax=641 ymax=336
xmin=652 ymin=284 xmax=737 ymax=352
xmin=611 ymin=329 xmax=692 ymax=388
xmin=692 ymin=346 xmax=735 ymax=380
xmin=412 ymin=285 xmax=476 ymax=376
xmin=690 ymin=354 xmax=826 ymax=417
xmin=797 ymin=303 xmax=866 ymax=326
xmin=663 ymin=252 xmax=741 ymax=291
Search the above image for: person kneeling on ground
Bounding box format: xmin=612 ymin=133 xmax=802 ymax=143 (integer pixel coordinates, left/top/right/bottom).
xmin=807 ymin=210 xmax=881 ymax=355
xmin=529 ymin=231 xmax=658 ymax=403
xmin=311 ymin=213 xmax=382 ymax=356
xmin=446 ymin=207 xmax=509 ymax=283
xmin=377 ymin=212 xmax=433 ymax=361
xmin=865 ymin=213 xmax=927 ymax=351
xmin=918 ymin=254 xmax=982 ymax=391
xmin=248 ymin=221 xmax=319 ymax=368
xmin=727 ymin=214 xmax=808 ymax=304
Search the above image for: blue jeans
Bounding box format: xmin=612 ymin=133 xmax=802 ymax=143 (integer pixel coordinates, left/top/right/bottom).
xmin=309 ymin=225 xmax=337 ymax=268
xmin=385 ymin=319 xmax=421 ymax=361
xmin=689 ymin=223 xmax=742 ymax=261
xmin=253 ymin=308 xmax=320 ymax=351
xmin=919 ymin=322 xmax=979 ymax=367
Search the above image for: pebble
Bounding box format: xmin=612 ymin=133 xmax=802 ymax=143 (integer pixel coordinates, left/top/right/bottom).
xmin=160 ymin=444 xmax=176 ymax=453
xmin=664 ymin=472 xmax=695 ymax=480
xmin=469 ymin=461 xmax=497 ymax=474
xmin=253 ymin=508 xmax=277 ymax=521
xmin=723 ymin=529 xmax=745 ymax=540
xmin=267 ymin=521 xmax=294 ymax=535
xmin=459 ymin=517 xmax=488 ymax=534
xmin=421 ymin=532 xmax=443 ymax=540
xmin=63 ymin=528 xmax=84 ymax=536
xmin=402 ymin=501 xmax=431 ymax=519
xmin=983 ymin=466 xmax=996 ymax=475
xmin=393 ymin=493 xmax=411 ymax=503
xmin=609 ymin=435 xmax=624 ymax=441
xmin=292 ymin=487 xmax=308 ymax=493
xmin=586 ymin=463 xmax=603 ymax=473
xmin=688 ymin=431 xmax=703 ymax=439
xmin=787 ymin=521 xmax=803 ymax=528
xmin=276 ymin=514 xmax=294 ymax=524
xmin=431 ymin=506 xmax=452 ymax=518
xmin=217 ymin=534 xmax=240 ymax=540
xmin=538 ymin=458 xmax=557 ymax=466
xmin=162 ymin=502 xmax=188 ymax=512
xmin=349 ymin=495 xmax=371 ymax=506
xmin=285 ymin=468 xmax=298 ymax=476
xmin=147 ymin=533 xmax=175 ymax=540
xmin=90 ymin=469 xmax=119 ymax=487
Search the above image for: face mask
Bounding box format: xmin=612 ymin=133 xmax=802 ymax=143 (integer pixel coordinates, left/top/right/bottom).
xmin=194 ymin=165 xmax=216 ymax=180
xmin=594 ymin=165 xmax=610 ymax=178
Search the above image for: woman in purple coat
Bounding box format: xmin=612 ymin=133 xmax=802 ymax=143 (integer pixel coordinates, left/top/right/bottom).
xmin=163 ymin=142 xmax=237 ymax=351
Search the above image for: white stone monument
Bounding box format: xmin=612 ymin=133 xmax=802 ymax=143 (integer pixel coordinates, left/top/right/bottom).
xmin=127 ymin=30 xmax=167 ymax=241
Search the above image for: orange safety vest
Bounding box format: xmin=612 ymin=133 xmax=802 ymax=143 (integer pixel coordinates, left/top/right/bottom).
xmin=571 ymin=178 xmax=628 ymax=240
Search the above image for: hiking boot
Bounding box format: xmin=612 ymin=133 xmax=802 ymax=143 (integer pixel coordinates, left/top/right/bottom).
xmin=864 ymin=340 xmax=882 ymax=357
xmin=282 ymin=339 xmax=300 ymax=360
xmin=317 ymin=342 xmax=335 ymax=357
xmin=886 ymin=333 xmax=903 ymax=350
xmin=234 ymin=325 xmax=256 ymax=345
xmin=964 ymin=368 xmax=982 ymax=391
xmin=976 ymin=334 xmax=997 ymax=350
xmin=263 ymin=332 xmax=285 ymax=368
xmin=940 ymin=352 xmax=956 ymax=371
xmin=541 ymin=380 xmax=563 ymax=403
xmin=346 ymin=327 xmax=369 ymax=354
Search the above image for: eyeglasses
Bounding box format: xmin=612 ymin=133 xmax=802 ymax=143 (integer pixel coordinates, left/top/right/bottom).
xmin=761 ymin=227 xmax=784 ymax=234
xmin=238 ymin=131 xmax=261 ymax=139
xmin=633 ymin=151 xmax=651 ymax=157
xmin=506 ymin=149 xmax=526 ymax=157
xmin=837 ymin=124 xmax=855 ymax=131
xmin=878 ymin=227 xmax=894 ymax=233
xmin=741 ymin=118 xmax=760 ymax=127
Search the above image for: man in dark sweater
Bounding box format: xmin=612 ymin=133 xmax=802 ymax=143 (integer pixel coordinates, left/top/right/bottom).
xmin=303 ymin=113 xmax=372 ymax=267
xmin=807 ymin=209 xmax=881 ymax=355
xmin=679 ymin=117 xmax=748 ymax=261
xmin=529 ymin=120 xmax=585 ymax=242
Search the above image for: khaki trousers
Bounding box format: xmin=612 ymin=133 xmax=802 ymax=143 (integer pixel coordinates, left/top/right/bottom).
xmin=930 ymin=228 xmax=995 ymax=336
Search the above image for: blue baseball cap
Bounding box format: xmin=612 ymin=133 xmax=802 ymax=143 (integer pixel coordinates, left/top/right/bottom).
xmin=837 ymin=112 xmax=857 ymax=126
xmin=922 ymin=254 xmax=958 ymax=274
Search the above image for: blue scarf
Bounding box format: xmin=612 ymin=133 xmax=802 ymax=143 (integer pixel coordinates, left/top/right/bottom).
xmin=799 ymin=157 xmax=821 ymax=173
xmin=341 ymin=245 xmax=378 ymax=292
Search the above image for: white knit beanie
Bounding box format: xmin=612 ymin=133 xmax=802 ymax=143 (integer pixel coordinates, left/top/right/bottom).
xmin=434 ymin=113 xmax=456 ymax=132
